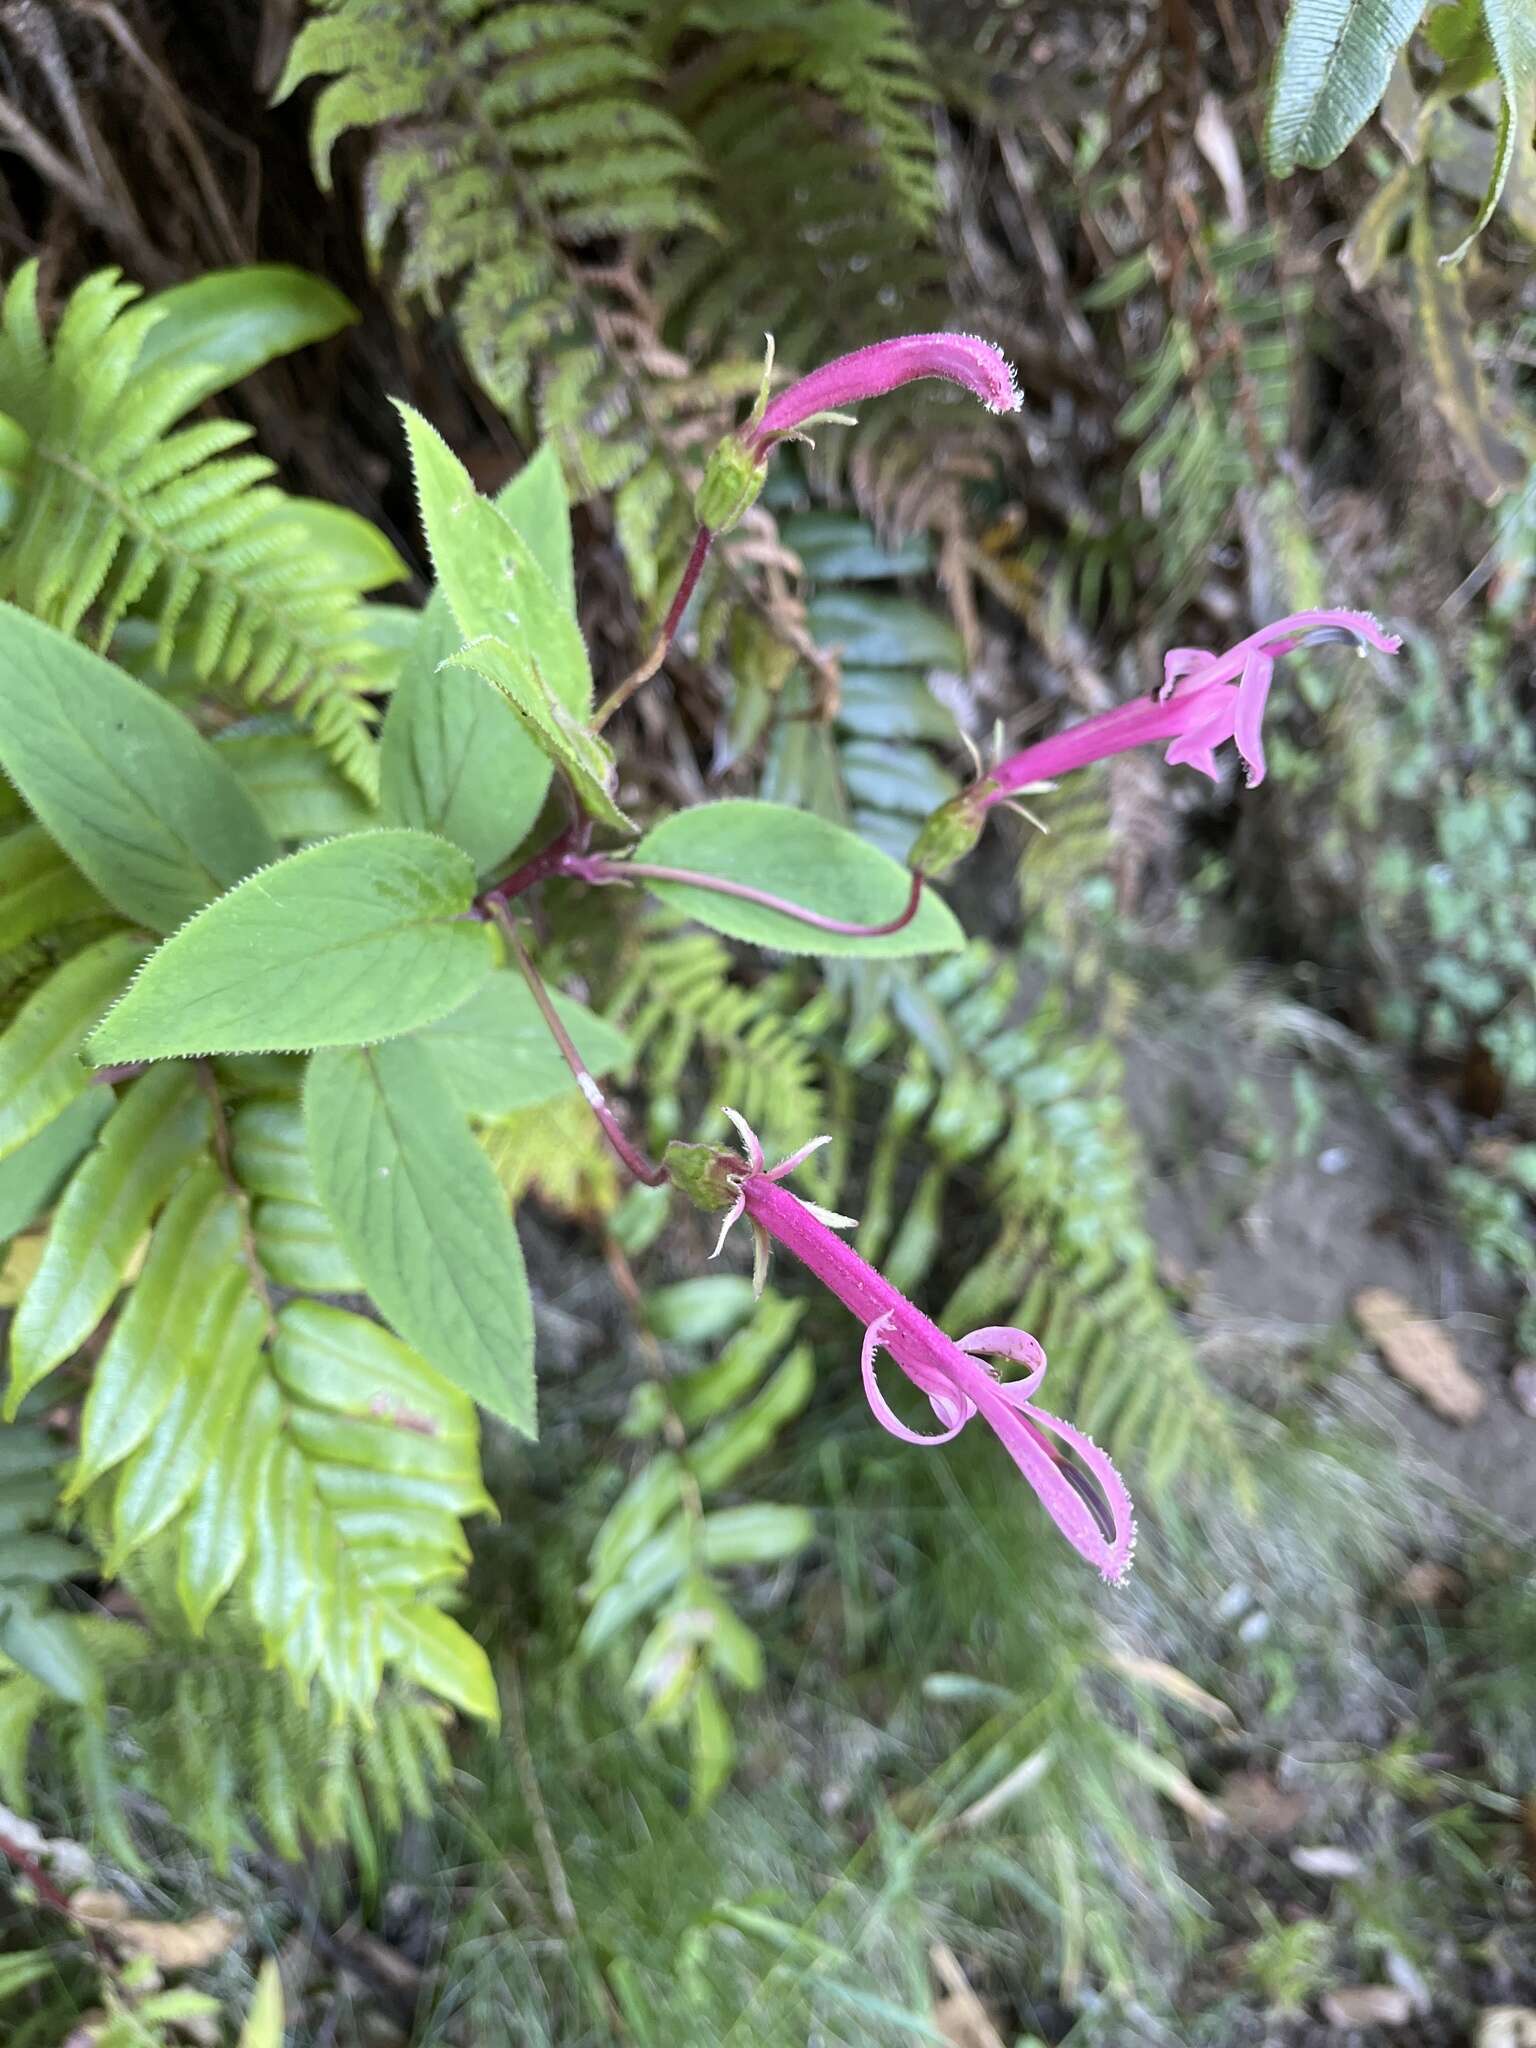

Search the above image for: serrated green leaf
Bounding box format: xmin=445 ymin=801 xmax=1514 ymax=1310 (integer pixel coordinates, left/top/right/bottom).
xmin=417 ymin=969 xmax=633 ymax=1115
xmin=219 ymin=733 xmax=376 ymax=843
xmin=378 ymin=595 xmax=553 ymax=872
xmin=0 ymin=1089 xmax=110 ymax=1242
xmin=89 ymin=830 xmax=496 ymax=1062
xmin=495 ymin=444 xmax=575 ymax=609
xmin=1264 ymin=0 xmax=1423 ymax=176
xmin=445 ymin=636 xmax=633 ymax=833
xmin=8 ymin=1068 xmax=211 ymax=1415
xmin=395 ymin=402 xmax=592 ymax=713
xmin=0 ymin=932 xmax=148 ymax=1164
xmin=0 ymin=823 xmax=108 ymax=953
xmin=68 ymin=1163 xmax=239 ymax=1497
xmin=0 ymin=604 xmax=278 ymax=932
xmin=630 ymin=801 xmax=963 ymax=958
xmin=305 ymin=1038 xmax=536 ymax=1432
xmin=130 ymin=265 xmax=356 ymax=409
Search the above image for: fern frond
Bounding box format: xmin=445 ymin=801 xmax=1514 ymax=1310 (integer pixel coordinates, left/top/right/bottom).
xmin=7 ymin=1075 xmax=493 ymax=1723
xmin=0 ymin=263 xmax=389 ymax=795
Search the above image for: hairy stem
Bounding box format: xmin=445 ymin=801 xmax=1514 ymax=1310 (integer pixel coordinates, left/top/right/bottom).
xmin=490 ymin=900 xmax=667 ymax=1188
xmin=593 ymin=524 xmax=713 ymax=731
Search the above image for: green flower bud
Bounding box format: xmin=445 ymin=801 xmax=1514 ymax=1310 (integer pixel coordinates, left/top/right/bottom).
xmin=908 ymin=787 xmax=991 ymax=878
xmin=663 ymin=1139 xmax=738 ymax=1212
xmin=693 ymin=434 xmax=768 ymax=534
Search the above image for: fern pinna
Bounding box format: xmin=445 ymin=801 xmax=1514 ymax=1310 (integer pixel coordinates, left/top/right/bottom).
xmin=0 ymin=261 xmax=399 ymax=795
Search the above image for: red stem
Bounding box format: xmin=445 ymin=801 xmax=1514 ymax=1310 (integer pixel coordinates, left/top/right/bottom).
xmin=593 ymin=526 xmax=714 ymax=731
xmin=490 ymin=901 xmax=667 ymax=1188
xmin=600 ymin=860 xmax=925 ymax=938
xmin=0 ymin=1826 xmax=73 ymax=1916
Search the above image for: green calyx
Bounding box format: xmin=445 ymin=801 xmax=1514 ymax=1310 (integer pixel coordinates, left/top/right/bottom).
xmin=907 ymin=785 xmax=993 ymax=878
xmin=663 ymin=1140 xmax=741 ymax=1212
xmin=693 ymin=434 xmax=768 ymax=535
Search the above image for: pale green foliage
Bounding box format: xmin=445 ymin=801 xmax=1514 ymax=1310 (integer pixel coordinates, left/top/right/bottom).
xmin=4 ymin=1059 xmax=497 ymax=1730
xmin=582 ymin=1287 xmax=814 ymax=1805
xmin=0 ymin=1607 xmax=454 ymax=1874
xmin=0 ymin=264 xmax=397 ymax=794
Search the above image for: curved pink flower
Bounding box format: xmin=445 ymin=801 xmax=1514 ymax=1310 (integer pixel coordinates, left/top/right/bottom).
xmin=993 ymin=608 xmax=1403 ymax=799
xmin=708 ymin=1109 xmax=1135 ymax=1583
xmin=750 ymin=333 xmax=1020 ymax=453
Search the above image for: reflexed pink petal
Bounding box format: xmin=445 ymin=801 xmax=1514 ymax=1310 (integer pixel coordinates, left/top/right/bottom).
xmin=957 ymin=1325 xmax=1048 ymax=1399
xmin=862 ymin=1315 xmax=971 ymax=1443
xmin=1231 ymin=650 xmax=1276 ymax=787
xmin=963 ymin=1380 xmax=1137 ymax=1583
xmin=1162 ymin=648 xmax=1216 ymax=694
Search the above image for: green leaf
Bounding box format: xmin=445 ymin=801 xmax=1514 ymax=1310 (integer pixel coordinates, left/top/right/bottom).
xmin=378 ymin=595 xmax=554 ymax=873
xmin=108 ymin=1279 xmax=266 ymax=1570
xmin=417 ymin=972 xmax=633 ymax=1115
xmin=130 ymin=265 xmax=357 ymax=410
xmin=805 ymin=589 xmax=963 ymax=670
xmin=445 ymin=637 xmax=634 ymax=834
xmin=0 ymin=1604 xmax=99 ymax=1705
xmin=1264 ymin=0 xmax=1424 ymax=176
xmin=1444 ymin=4 xmax=1536 ymax=256
xmin=0 ymin=604 xmax=278 ymax=932
xmin=380 ymin=1603 xmax=498 ymax=1722
xmin=395 ymin=402 xmax=591 ymax=713
xmin=237 ymin=1960 xmax=285 ymax=2048
xmin=0 ymin=1953 xmax=56 ymax=2001
xmin=278 ymin=499 xmax=406 ymax=592
xmin=643 ymin=1276 xmax=757 ymax=1346
xmin=495 ymin=444 xmax=574 ymax=609
xmin=0 ymin=822 xmax=108 ymax=953
xmin=7 ymin=1068 xmax=211 ymax=1416
xmin=0 ymin=933 xmax=148 ymax=1163
xmin=630 ymin=801 xmax=963 ymax=958
xmin=89 ymin=830 xmax=496 ymax=1062
xmin=67 ymin=1162 xmax=240 ymax=1498
xmin=219 ymin=732 xmax=377 ymax=843
xmin=305 ymin=1038 xmax=536 ymax=1433
xmin=0 ymin=1090 xmax=110 ymax=1242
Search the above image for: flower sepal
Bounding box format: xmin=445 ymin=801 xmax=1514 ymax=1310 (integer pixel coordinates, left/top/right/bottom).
xmin=908 ymin=785 xmax=992 ymax=877
xmin=663 ymin=1138 xmax=741 ymax=1212
xmin=693 ymin=434 xmax=769 ymax=535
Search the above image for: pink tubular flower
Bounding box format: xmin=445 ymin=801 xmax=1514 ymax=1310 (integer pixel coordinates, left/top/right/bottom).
xmin=749 ymin=332 xmax=1021 ymax=454
xmin=997 ymin=608 xmax=1403 ymax=799
xmin=698 ymin=1109 xmax=1135 ymax=1584
xmin=909 ymin=609 xmax=1403 ymax=877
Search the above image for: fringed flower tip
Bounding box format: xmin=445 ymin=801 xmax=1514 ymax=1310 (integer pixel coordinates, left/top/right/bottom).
xmin=705 ymin=1108 xmax=1136 ymax=1584
xmin=863 ymin=1314 xmax=1136 ymax=1583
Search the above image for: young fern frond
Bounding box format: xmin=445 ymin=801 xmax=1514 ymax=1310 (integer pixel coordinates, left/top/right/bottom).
xmin=0 ymin=263 xmax=389 ymax=795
